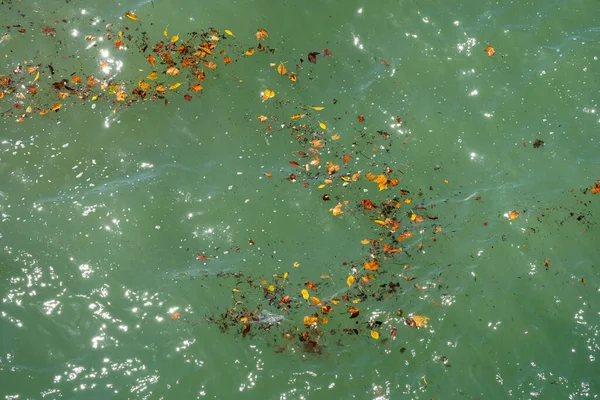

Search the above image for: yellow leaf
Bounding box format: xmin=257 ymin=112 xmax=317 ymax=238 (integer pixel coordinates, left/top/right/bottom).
xmin=374 ymin=220 xmax=386 ymax=226
xmin=317 ymin=184 xmax=326 ymax=189
xmin=412 ymin=314 xmax=430 ymax=327
xmin=329 ymin=203 xmax=343 ymax=216
xmin=290 ymin=113 xmax=306 ymax=119
xmin=34 ymin=71 xmax=40 ymax=82
xmin=257 ymin=115 xmax=268 ymax=122
xmin=352 ymin=298 xmax=361 ymax=304
xmin=138 ymin=80 xmax=151 ymax=89
xmin=371 ymin=330 xmax=380 ymax=339
xmin=268 ymin=285 xmax=275 ymax=292
xmin=347 ymin=276 xmax=355 ymax=286
xmin=169 ymin=82 xmax=181 ymax=90
xmin=312 ymin=106 xmax=325 ymax=111
xmin=283 ymin=272 xmax=288 ymax=279
xmin=301 ymin=289 xmax=309 ymax=300
xmin=310 ymin=296 xmax=322 ymax=305
xmin=289 ymin=72 xmax=297 ymax=82
xmin=364 ymin=259 xmax=379 ymax=271
xmin=508 ymin=210 xmax=520 ymax=220
xmin=147 ymin=71 xmax=158 ymax=80
xmin=163 ymin=25 xmax=168 ymax=37
xmin=360 ymin=239 xmax=370 ymax=245
xmin=125 ymin=12 xmax=139 ymax=21
xmin=171 ymin=34 xmax=179 ymax=43
xmin=232 ymin=288 xmax=241 ymax=293
xmin=293 ymin=261 xmax=300 ymax=267
xmin=277 ymin=62 xmax=287 ymax=75
xmin=261 ymin=88 xmax=275 ymax=102
xmin=245 ymin=48 xmax=255 ymax=56
xmin=225 ymin=29 xmax=234 ymax=36
xmin=319 ymin=122 xmax=326 ymax=130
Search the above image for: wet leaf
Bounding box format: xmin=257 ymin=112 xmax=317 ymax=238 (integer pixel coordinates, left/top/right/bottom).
xmin=288 ymin=72 xmax=297 ymax=82
xmin=308 ymin=52 xmax=319 ymax=63
xmin=331 ymin=133 xmax=340 ymax=140
xmin=163 ymin=26 xmax=168 ymax=37
xmin=290 ymin=113 xmax=306 ymax=119
xmin=347 ymin=275 xmax=355 ymax=286
xmin=171 ymin=311 xmax=181 ymax=320
xmin=310 ymin=296 xmax=322 ymax=305
xmin=258 ymin=115 xmax=268 ymax=122
xmin=364 ymin=259 xmax=379 ymax=271
xmin=485 ymin=45 xmax=495 ymax=56
xmin=256 ymin=28 xmax=269 ymax=40
xmin=508 ymin=210 xmax=520 ymax=220
xmin=370 ymin=330 xmax=380 ymax=339
xmin=125 ymin=12 xmax=139 ymax=21
xmin=412 ymin=314 xmax=430 ymax=327
xmin=361 ymin=199 xmax=376 ymax=210
xmin=277 ymin=62 xmax=287 ymax=75
xmin=171 ymin=34 xmax=179 ymax=43
xmin=261 ymin=88 xmax=275 ymax=102
xmin=169 ymin=82 xmax=181 ymax=90
xmin=225 ymin=29 xmax=234 ymax=36
xmin=347 ymin=306 xmax=360 ymax=318
xmin=34 ymin=71 xmax=40 ymax=82
xmin=591 ymin=182 xmax=600 ymax=194
xmin=191 ymin=83 xmax=203 ymax=93
xmin=312 ymin=106 xmax=325 ymax=111
xmin=245 ymin=48 xmax=255 ymax=56
xmin=147 ymin=71 xmax=158 ymax=80
xmin=319 ymin=122 xmax=326 ymax=130
xmin=166 ymin=66 xmax=180 ymax=76
xmin=329 ymin=203 xmax=343 ymax=216
xmin=358 ymin=114 xmax=365 ymax=122
xmin=301 ymin=289 xmax=309 ymax=300
xmin=147 ymin=54 xmax=156 ymax=66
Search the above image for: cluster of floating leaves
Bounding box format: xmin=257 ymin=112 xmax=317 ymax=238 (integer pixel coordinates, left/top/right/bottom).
xmin=3 ymin=5 xmax=598 ymax=356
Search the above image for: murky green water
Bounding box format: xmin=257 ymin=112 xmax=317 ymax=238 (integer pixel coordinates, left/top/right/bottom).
xmin=1 ymin=0 xmax=599 ymax=398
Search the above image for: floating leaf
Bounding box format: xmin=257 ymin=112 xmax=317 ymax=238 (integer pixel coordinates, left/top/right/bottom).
xmin=301 ymin=289 xmax=309 ymax=300
xmin=256 ymin=28 xmax=269 ymax=40
xmin=171 ymin=311 xmax=181 ymax=320
xmin=166 ymin=66 xmax=180 ymax=76
xmin=364 ymin=259 xmax=379 ymax=271
xmin=191 ymin=83 xmax=203 ymax=93
xmin=485 ymin=45 xmax=495 ymax=56
xmin=34 ymin=71 xmax=40 ymax=82
xmin=225 ymin=29 xmax=234 ymax=36
xmin=169 ymin=82 xmax=181 ymax=90
xmin=508 ymin=210 xmax=520 ymax=220
xmin=412 ymin=314 xmax=430 ymax=327
xmin=370 ymin=330 xmax=380 ymax=339
xmin=347 ymin=306 xmax=360 ymax=318
xmin=147 ymin=54 xmax=156 ymax=66
xmin=347 ymin=275 xmax=355 ymax=286
xmin=277 ymin=62 xmax=287 ymax=75
xmin=319 ymin=122 xmax=326 ymax=130
xmin=163 ymin=26 xmax=168 ymax=37
xmin=293 ymin=261 xmax=300 ymax=267
xmin=308 ymin=52 xmax=319 ymax=63
xmin=289 ymin=72 xmax=297 ymax=82
xmin=261 ymin=88 xmax=275 ymax=102
xmin=290 ymin=113 xmax=306 ymax=119
xmin=50 ymin=103 xmax=62 ymax=111
xmin=245 ymin=48 xmax=255 ymax=56
xmin=310 ymin=296 xmax=322 ymax=305
xmin=331 ymin=133 xmax=340 ymax=140
xmin=312 ymin=106 xmax=325 ymax=111
xmin=125 ymin=12 xmax=139 ymax=21
xmin=147 ymin=71 xmax=158 ymax=80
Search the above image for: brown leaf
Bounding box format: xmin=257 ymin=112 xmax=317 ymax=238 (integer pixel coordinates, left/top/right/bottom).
xmin=308 ymin=52 xmax=319 ymax=64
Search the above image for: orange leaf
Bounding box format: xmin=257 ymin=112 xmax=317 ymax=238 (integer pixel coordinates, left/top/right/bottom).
xmin=256 ymin=28 xmax=269 ymax=40
xmin=508 ymin=210 xmax=520 ymax=220
xmin=245 ymin=48 xmax=255 ymax=56
xmin=166 ymin=66 xmax=180 ymax=76
xmin=125 ymin=12 xmax=139 ymax=21
xmin=223 ymin=56 xmax=232 ymax=64
xmin=277 ymin=62 xmax=287 ymax=75
xmin=50 ymin=103 xmax=62 ymax=111
xmin=485 ymin=45 xmax=495 ymax=56
xmin=171 ymin=311 xmax=182 ymax=320
xmin=147 ymin=54 xmax=156 ymax=66
xmin=364 ymin=259 xmax=379 ymax=271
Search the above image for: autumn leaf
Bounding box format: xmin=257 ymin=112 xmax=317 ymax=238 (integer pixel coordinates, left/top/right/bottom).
xmin=138 ymin=80 xmax=151 ymax=89
xmin=261 ymin=88 xmax=275 ymax=102
xmin=225 ymin=29 xmax=234 ymax=36
xmin=358 ymin=114 xmax=365 ymax=122
xmin=364 ymin=259 xmax=379 ymax=271
xmin=412 ymin=314 xmax=430 ymax=327
xmin=329 ymin=202 xmax=343 ymax=216
xmin=171 ymin=311 xmax=181 ymax=320
xmin=331 ymin=133 xmax=340 ymax=140
xmin=319 ymin=121 xmax=326 ymax=130
xmin=288 ymin=72 xmax=297 ymax=82
xmin=57 ymin=92 xmax=69 ymax=99
xmin=347 ymin=306 xmax=360 ymax=318
xmin=245 ymin=48 xmax=255 ymax=56
xmin=171 ymin=34 xmax=179 ymax=43
xmin=370 ymin=331 xmax=380 ymax=339
xmin=125 ymin=12 xmax=139 ymax=21
xmin=147 ymin=71 xmax=158 ymax=80
xmin=191 ymin=83 xmax=203 ymax=93
xmin=223 ymin=56 xmax=232 ymax=64
xmin=166 ymin=66 xmax=180 ymax=76
xmin=485 ymin=45 xmax=495 ymax=56
xmin=290 ymin=113 xmax=306 ymax=119
xmin=508 ymin=210 xmax=520 ymax=220
xmin=204 ymin=61 xmax=217 ymax=69
xmin=277 ymin=62 xmax=287 ymax=75
xmin=301 ymin=289 xmax=309 ymax=300
xmin=347 ymin=275 xmax=355 ymax=286
xmin=71 ymin=75 xmax=82 ymax=83
xmin=147 ymin=54 xmax=156 ymax=66
xmin=310 ymin=296 xmax=322 ymax=306
xmin=115 ymin=91 xmax=127 ymax=101
xmin=321 ymin=305 xmax=332 ymax=314
xmin=256 ymin=28 xmax=269 ymax=40
xmin=196 ymin=71 xmax=206 ymax=81
xmin=308 ymin=52 xmax=319 ymax=63
xmin=592 ymin=182 xmax=600 ymax=194
xmin=155 ymin=84 xmax=166 ymax=94
xmin=50 ymin=103 xmax=62 ymax=111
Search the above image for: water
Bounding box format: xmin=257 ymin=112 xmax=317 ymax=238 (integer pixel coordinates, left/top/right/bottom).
xmin=1 ymin=0 xmax=599 ymax=398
